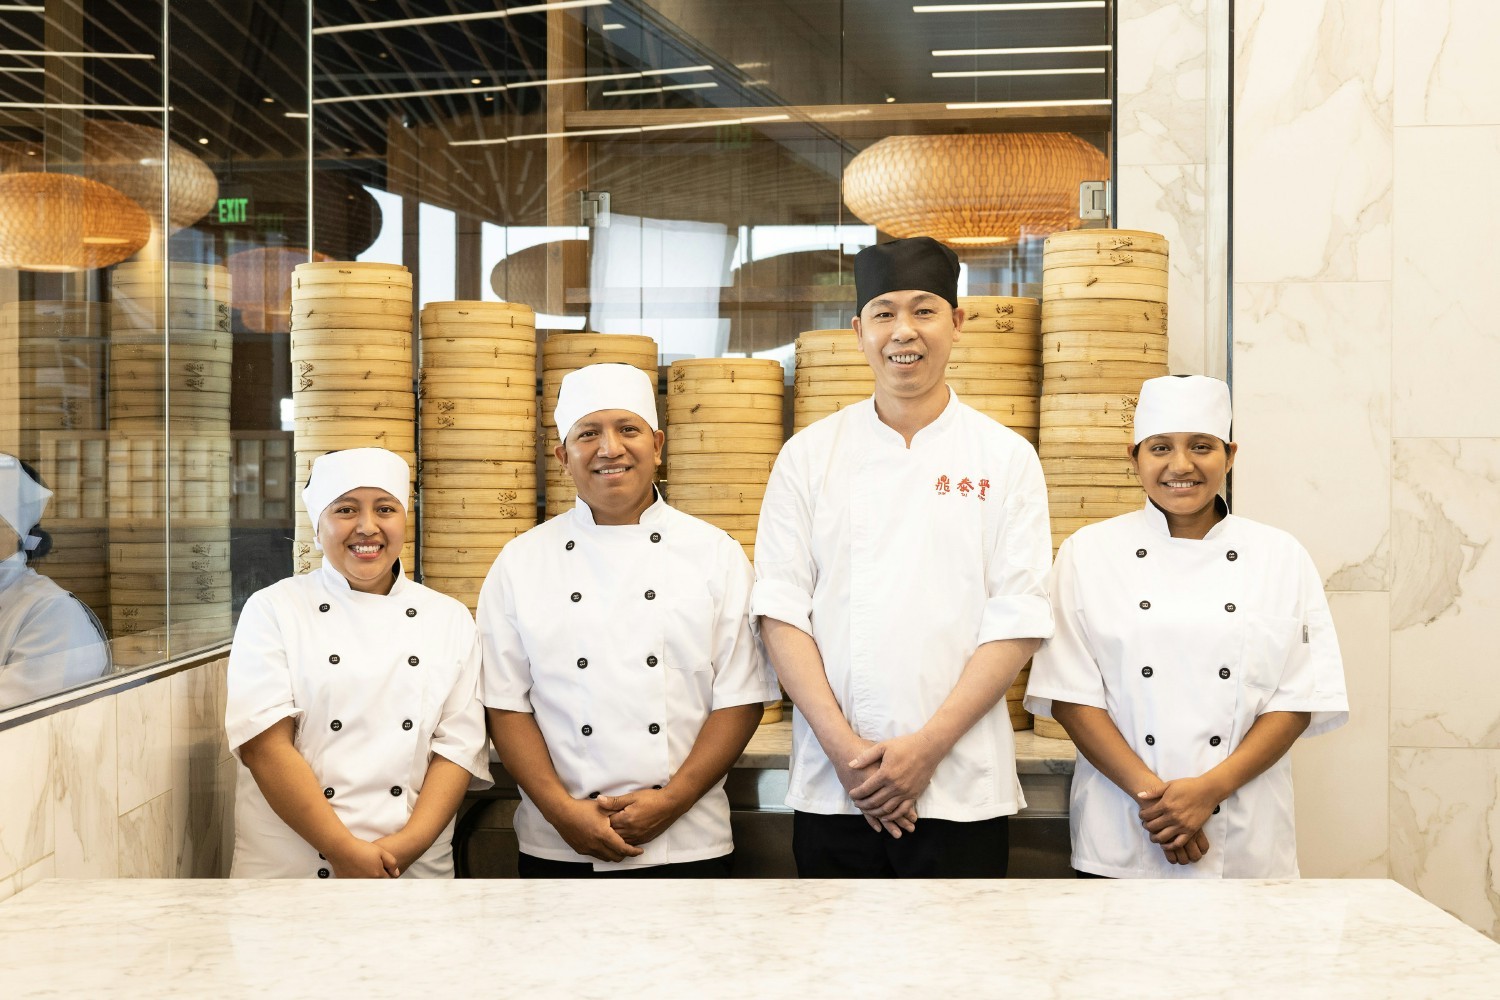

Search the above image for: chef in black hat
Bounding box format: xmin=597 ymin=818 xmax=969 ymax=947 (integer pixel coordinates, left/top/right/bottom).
xmin=753 ymin=237 xmax=1054 ymax=877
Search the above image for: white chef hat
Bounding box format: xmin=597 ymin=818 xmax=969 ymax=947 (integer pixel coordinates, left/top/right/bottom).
xmin=0 ymin=453 xmax=52 ymax=553
xmin=1133 ymin=374 xmax=1233 ymax=444
xmin=301 ymin=447 xmax=411 ymax=551
xmin=553 ymin=363 xmax=659 ymax=442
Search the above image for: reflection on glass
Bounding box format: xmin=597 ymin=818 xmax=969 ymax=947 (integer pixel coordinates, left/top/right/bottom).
xmin=0 ymin=453 xmax=109 ymax=704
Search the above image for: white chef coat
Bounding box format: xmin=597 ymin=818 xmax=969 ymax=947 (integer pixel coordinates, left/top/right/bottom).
xmin=479 ymin=492 xmax=778 ymax=871
xmin=225 ymin=561 xmax=492 ymax=879
xmin=751 ymin=391 xmax=1054 ymax=821
xmin=0 ymin=552 xmax=109 ymax=706
xmin=1025 ymin=502 xmax=1349 ymax=878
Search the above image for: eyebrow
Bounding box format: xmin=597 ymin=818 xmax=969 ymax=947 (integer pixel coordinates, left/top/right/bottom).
xmin=333 ymin=494 xmax=400 ymax=505
xmin=869 ymin=293 xmax=939 ymax=308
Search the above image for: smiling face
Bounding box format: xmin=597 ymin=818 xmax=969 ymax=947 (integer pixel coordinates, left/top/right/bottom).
xmin=853 ymin=289 xmax=963 ymax=411
xmin=1130 ymin=432 xmax=1238 ymax=538
xmin=316 ymin=486 xmax=406 ymax=594
xmin=556 ymin=408 xmax=664 ymax=526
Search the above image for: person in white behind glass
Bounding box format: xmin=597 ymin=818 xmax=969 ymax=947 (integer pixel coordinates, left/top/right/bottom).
xmin=1026 ymin=375 xmax=1349 ymax=878
xmin=226 ymin=447 xmax=490 ymax=879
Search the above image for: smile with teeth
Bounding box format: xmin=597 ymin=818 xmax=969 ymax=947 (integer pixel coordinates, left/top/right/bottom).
xmin=1162 ymin=480 xmax=1201 ymax=489
xmin=594 ymin=466 xmax=631 ymax=477
xmin=350 ymin=542 xmax=383 ymax=555
xmin=888 ymin=352 xmax=922 ymax=364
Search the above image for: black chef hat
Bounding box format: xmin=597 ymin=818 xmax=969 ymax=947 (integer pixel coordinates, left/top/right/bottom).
xmin=854 ymin=237 xmax=961 ymax=315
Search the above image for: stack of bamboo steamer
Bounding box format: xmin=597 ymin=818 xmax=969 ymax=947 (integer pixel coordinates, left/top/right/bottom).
xmin=540 ymin=333 xmax=657 ymax=519
xmin=107 ymin=260 xmax=234 ymax=663
xmin=0 ymin=300 xmax=106 ymax=454
xmin=663 ymin=358 xmax=783 ymax=559
xmin=418 ymin=300 xmax=538 ymax=611
xmin=954 ymin=296 xmax=1042 ymax=446
xmin=664 ymin=357 xmax=785 ymax=723
xmin=1033 ymin=228 xmax=1170 ymax=739
xmin=792 ymin=329 xmax=872 ymax=432
xmin=290 ymin=261 xmax=416 ymax=575
xmin=0 ymin=301 xmax=110 ymax=623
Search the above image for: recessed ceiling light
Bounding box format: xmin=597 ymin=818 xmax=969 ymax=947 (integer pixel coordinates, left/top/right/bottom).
xmin=262 ymin=96 xmax=274 ymax=103
xmin=197 ymin=137 xmax=209 ymax=145
xmin=471 ymin=78 xmax=481 ymax=84
xmin=602 ymin=22 xmax=625 ymax=30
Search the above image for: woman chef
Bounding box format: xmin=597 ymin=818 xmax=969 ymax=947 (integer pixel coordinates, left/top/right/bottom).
xmin=479 ymin=363 xmax=778 ymax=877
xmin=1025 ymin=375 xmax=1348 ymax=878
xmin=226 ymin=447 xmax=491 ymax=878
xmin=0 ymin=453 xmax=109 ymax=706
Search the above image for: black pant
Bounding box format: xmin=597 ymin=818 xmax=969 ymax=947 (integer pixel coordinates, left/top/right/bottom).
xmin=792 ymin=812 xmax=1009 ymax=878
xmin=517 ymin=852 xmax=733 ymax=878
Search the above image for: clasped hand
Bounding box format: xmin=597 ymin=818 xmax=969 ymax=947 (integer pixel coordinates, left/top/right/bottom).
xmin=1137 ymin=775 xmax=1220 ymax=864
xmin=839 ymin=732 xmax=944 ymax=838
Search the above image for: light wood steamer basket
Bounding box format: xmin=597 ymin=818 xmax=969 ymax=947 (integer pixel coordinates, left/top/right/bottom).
xmin=541 ymin=332 xmax=657 ymax=520
xmin=1 ymin=303 xmax=107 ymax=446
xmin=417 ymin=304 xmax=540 ymax=604
xmin=954 ymin=296 xmax=1041 ymax=444
xmin=1040 ymin=230 xmax=1169 ymax=614
xmin=793 ymin=329 xmax=871 ymax=434
xmin=109 ymin=266 xmax=233 ymax=433
xmin=1007 ymin=663 xmax=1032 ymax=731
xmin=662 ymin=358 xmax=783 ymax=562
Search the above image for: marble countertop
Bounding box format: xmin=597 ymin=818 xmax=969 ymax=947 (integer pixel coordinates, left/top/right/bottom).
xmin=737 ymin=718 xmax=1077 ymax=774
xmin=3 ymin=878 xmax=1497 ymax=997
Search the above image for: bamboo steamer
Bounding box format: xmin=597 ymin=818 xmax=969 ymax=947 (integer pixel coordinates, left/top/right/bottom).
xmin=418 ymin=459 xmax=533 ymax=486
xmin=667 ymin=392 xmax=781 ymax=412
xmin=1043 ymin=228 xmax=1169 ymax=255
xmin=422 ymin=371 xmax=535 ymax=397
xmin=959 ymin=295 xmax=1041 ymax=320
xmin=292 ymin=261 xmax=410 ymax=287
xmin=419 ymin=342 xmax=535 ymax=367
xmin=1041 ymin=264 xmax=1169 ymax=288
xmin=1033 ymin=716 xmax=1070 ymax=740
xmin=1042 ymin=300 xmax=1168 ymax=335
xmin=665 ymin=453 xmax=775 ymax=477
xmin=1038 ymin=247 xmax=1169 ymax=270
xmin=419 ymin=317 xmax=536 ymax=336
xmin=289 ymin=343 xmax=412 ymax=365
xmin=1041 ymin=280 xmax=1168 ymax=303
xmin=421 ymin=396 xmax=536 ymax=418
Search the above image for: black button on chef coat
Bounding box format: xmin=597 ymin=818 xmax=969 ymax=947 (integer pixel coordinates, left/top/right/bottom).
xmin=406 ymin=607 xmax=417 ymax=617
xmin=565 ymin=540 xmax=575 ymax=551
xmin=330 ymin=720 xmax=341 ymax=731
xmin=1225 ymin=603 xmax=1236 ymax=613
xmin=1226 ymin=550 xmax=1238 ymax=561
xmin=1139 ymin=600 xmax=1151 ymax=610
xmin=328 ymin=654 xmax=340 ymax=664
xmin=319 ymin=603 xmax=330 ymax=613
xmin=650 ymin=532 xmax=661 ymax=543
xmin=390 ymin=786 xmax=402 ymax=796
xmin=402 ymin=719 xmax=413 ymax=731
xmin=323 ymin=787 xmax=334 ymax=799
xmin=577 ymin=657 xmax=588 ymax=669
xmin=1210 ymin=736 xmax=1222 ymax=747
xmin=645 ymin=589 xmax=656 ymax=601
xmin=649 ymin=723 xmax=660 ymax=735
xmin=1145 ymin=735 xmax=1155 ymax=746
xmin=570 ymin=592 xmax=581 ymax=602
xmin=581 ymin=725 xmax=592 ymax=736
xmin=1219 ymin=667 xmax=1231 ymax=679
xmin=318 ymin=868 xmax=330 ymax=879
xmin=1136 ymin=549 xmax=1147 ymax=558
xmin=1141 ymin=666 xmax=1153 ymax=678
xmin=646 ymin=655 xmax=658 ymax=667
xmin=408 ymin=655 xmax=420 ymax=666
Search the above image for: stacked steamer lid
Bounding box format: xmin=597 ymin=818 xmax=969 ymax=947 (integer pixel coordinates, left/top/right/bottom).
xmin=664 ymin=357 xmax=785 ymax=723
xmin=1034 ymin=228 xmax=1169 ymax=739
xmin=792 ymin=328 xmax=873 ymax=432
xmin=663 ymin=358 xmax=783 ymax=561
xmin=107 ymin=261 xmax=234 ymax=663
xmin=953 ymin=296 xmax=1042 ymax=446
xmin=0 ymin=301 xmax=110 ymax=618
xmin=539 ymin=333 xmax=657 ymax=519
xmin=950 ymin=297 xmax=1043 ymax=731
xmin=289 ymin=261 xmax=416 ymax=575
xmin=417 ymin=300 xmax=538 ymax=612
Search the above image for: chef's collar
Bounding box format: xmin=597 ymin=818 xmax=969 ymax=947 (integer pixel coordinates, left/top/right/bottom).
xmin=1141 ymin=495 xmax=1231 ymax=538
xmin=571 ymin=484 xmax=667 ymax=529
xmin=0 ymin=549 xmax=27 ymax=590
xmin=862 ymin=386 xmax=961 ymax=447
xmin=316 ymin=557 xmax=408 ymax=598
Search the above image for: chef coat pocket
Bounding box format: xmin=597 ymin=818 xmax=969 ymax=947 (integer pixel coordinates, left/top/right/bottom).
xmin=1240 ymin=613 xmax=1300 ymax=693
xmin=664 ymin=591 xmax=716 ymax=674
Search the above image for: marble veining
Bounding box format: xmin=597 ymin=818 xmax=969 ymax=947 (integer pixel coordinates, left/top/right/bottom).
xmin=50 ymin=695 xmax=118 ymax=879
xmin=0 ymin=718 xmax=52 ymax=883
xmin=1391 ymin=748 xmax=1500 ymax=939
xmin=1234 ymin=0 xmax=1393 ymax=283
xmin=1231 ymin=281 xmax=1392 ymax=589
xmin=1390 ymin=439 xmax=1500 ymax=749
xmin=0 ymin=878 xmax=1496 ymax=997
xmin=1393 ymin=0 xmax=1500 ymax=126
xmin=117 ymin=791 xmax=174 ymax=879
xmin=115 ymin=677 xmax=173 ymax=815
xmin=1117 ymin=0 xmax=1209 ymax=166
xmin=1118 ymin=163 xmax=1209 ymax=376
xmin=1392 ymin=126 xmax=1500 ymax=439
xmin=171 ymin=660 xmax=233 ymax=878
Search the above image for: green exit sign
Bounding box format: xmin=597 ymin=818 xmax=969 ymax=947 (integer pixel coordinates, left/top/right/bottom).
xmin=217 ymin=196 xmax=251 ymax=224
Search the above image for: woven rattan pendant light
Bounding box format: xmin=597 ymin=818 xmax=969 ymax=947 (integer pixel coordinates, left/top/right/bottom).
xmin=842 ymin=132 xmax=1108 ymax=247
xmin=0 ymin=172 xmax=151 ymax=272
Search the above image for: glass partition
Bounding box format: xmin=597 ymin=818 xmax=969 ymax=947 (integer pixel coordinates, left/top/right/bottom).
xmin=0 ymin=0 xmax=308 ymax=710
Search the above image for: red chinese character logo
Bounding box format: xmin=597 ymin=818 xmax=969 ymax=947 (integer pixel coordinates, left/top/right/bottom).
xmin=957 ymin=477 xmax=974 ymax=497
xmin=935 ymin=475 xmax=951 ymax=495
xmin=978 ymin=478 xmax=991 ymax=501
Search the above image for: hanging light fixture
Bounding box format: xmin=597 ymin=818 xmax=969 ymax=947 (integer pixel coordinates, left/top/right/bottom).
xmin=0 ymin=172 xmax=151 ymax=272
xmin=84 ymin=120 xmax=219 ymax=232
xmin=842 ymin=132 xmax=1108 ymax=247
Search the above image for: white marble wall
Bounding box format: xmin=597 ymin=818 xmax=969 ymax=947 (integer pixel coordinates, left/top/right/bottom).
xmin=1217 ymin=0 xmax=1500 ymax=938
xmin=0 ymin=657 xmax=234 ymax=901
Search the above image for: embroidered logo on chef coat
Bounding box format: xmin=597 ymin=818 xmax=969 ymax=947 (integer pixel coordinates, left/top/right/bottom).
xmin=934 ymin=475 xmax=991 ymax=500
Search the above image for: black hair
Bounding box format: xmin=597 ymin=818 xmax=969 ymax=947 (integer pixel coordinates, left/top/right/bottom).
xmin=15 ymin=459 xmax=53 ymax=560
